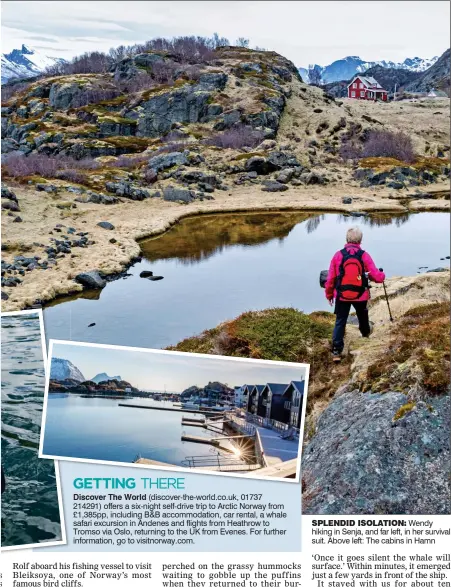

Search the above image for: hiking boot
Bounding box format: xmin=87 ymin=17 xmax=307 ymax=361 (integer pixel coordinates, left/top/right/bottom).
xmin=362 ymin=323 xmax=374 ymax=338
xmin=332 ymin=349 xmax=342 ymax=363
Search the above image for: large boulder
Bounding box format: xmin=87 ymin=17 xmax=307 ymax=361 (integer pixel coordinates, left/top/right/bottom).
xmin=302 ymin=391 xmax=450 ymax=515
xmin=244 ymin=156 xmax=270 ymax=175
xmin=75 ymin=271 xmax=106 ymax=289
xmin=148 ymin=151 xmax=189 ymax=172
xmin=261 ymin=180 xmax=289 ymax=192
xmin=163 ymin=186 xmax=196 ymax=203
xmin=1 ymin=185 xmax=18 ymax=202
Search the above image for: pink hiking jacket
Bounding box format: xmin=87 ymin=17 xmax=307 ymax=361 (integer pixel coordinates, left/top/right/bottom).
xmin=325 ymin=243 xmax=385 ymax=302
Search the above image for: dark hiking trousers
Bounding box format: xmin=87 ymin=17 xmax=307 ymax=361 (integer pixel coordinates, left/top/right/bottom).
xmin=332 ymin=299 xmax=371 ymax=353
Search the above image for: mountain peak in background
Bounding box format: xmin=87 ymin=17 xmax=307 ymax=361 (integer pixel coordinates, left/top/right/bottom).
xmin=1 ymin=44 xmax=66 ymax=84
xmin=50 ymin=358 xmax=85 ymax=382
xmin=299 ymin=54 xmax=440 ymax=84
xmin=90 ymin=373 xmax=122 ymax=384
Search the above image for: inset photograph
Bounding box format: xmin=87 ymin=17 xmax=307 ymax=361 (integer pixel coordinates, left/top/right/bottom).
xmin=1 ymin=310 xmax=65 ymax=550
xmin=40 ymin=341 xmax=309 ymax=481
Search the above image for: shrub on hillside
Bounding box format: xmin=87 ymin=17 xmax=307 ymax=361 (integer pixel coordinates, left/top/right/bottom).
xmin=45 ymin=51 xmax=113 ymax=76
xmin=1 ymin=81 xmax=32 ymax=103
xmin=340 ymin=129 xmax=415 ymax=163
xmin=206 ymin=125 xmax=263 ymax=149
xmin=3 ymin=152 xmax=99 ymax=180
xmin=362 ymin=130 xmax=415 ymax=163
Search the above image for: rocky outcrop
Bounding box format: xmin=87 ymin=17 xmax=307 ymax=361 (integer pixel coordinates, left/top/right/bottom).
xmin=105 ymin=181 xmax=153 ymax=200
xmin=354 ymin=164 xmax=449 ymax=189
xmin=134 ymin=86 xmax=214 ymax=137
xmin=113 ymin=52 xmax=166 ymax=82
xmin=49 ymin=82 xmax=83 ymax=110
xmin=302 ymin=391 xmax=450 ymax=515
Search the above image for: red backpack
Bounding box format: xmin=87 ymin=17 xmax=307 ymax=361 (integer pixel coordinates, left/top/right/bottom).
xmin=336 ymin=248 xmax=368 ymax=301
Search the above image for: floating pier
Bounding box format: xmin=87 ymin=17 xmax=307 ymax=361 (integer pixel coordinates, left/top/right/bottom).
xmin=118 ymin=403 xmax=223 ymax=417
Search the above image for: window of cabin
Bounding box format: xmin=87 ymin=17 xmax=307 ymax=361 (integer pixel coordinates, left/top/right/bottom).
xmin=360 ymin=91 xmax=365 ymax=97
xmin=353 ymin=82 xmax=357 ymax=88
xmin=359 ymin=83 xmax=364 ymax=88
xmin=351 ymin=91 xmax=356 ymax=97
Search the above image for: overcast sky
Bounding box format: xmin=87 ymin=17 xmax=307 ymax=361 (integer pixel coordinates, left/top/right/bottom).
xmin=2 ymin=1 xmax=449 ymax=66
xmin=51 ymin=343 xmax=307 ymax=393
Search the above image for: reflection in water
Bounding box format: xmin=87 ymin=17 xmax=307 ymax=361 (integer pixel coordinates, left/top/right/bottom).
xmin=42 ymin=396 xmax=245 ymax=467
xmin=43 ymin=211 xmax=450 ymax=349
xmin=305 ymin=215 xmax=325 ymax=234
xmin=337 ymin=213 xmax=410 ymax=227
xmin=1 ymin=313 xmax=62 ymax=548
xmin=140 ymin=212 xmax=313 ymax=264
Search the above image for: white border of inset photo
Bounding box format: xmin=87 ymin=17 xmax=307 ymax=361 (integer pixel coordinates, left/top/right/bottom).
xmin=39 ymin=339 xmax=310 ymax=484
xmin=1 ymin=310 xmax=67 ymax=551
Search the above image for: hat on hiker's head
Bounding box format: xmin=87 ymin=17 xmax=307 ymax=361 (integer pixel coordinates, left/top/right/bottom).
xmin=346 ymin=227 xmax=362 ymax=244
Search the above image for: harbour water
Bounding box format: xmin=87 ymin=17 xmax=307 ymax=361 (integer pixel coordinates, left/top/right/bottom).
xmin=42 ymin=395 xmax=243 ymax=467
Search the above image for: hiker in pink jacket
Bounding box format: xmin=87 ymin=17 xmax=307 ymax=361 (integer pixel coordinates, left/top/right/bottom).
xmin=325 ymin=227 xmax=385 ymax=361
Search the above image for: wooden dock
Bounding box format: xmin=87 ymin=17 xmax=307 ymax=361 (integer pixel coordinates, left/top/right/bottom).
xmin=118 ymin=403 xmax=222 ymax=417
xmin=182 ymin=421 xmax=207 ymax=428
xmin=181 ymin=434 xmax=220 ymax=446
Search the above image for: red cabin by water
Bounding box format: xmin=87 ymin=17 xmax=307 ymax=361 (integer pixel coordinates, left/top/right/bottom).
xmin=347 ymin=75 xmax=388 ymax=101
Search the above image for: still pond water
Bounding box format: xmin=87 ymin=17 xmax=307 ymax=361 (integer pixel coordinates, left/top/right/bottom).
xmin=42 ymin=395 xmax=239 ymax=466
xmin=43 ymin=212 xmax=450 ymax=349
xmin=1 ymin=313 xmax=62 ymax=548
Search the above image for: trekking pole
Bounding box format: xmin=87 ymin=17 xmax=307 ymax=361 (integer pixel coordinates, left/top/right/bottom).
xmin=379 ymin=268 xmax=394 ymax=322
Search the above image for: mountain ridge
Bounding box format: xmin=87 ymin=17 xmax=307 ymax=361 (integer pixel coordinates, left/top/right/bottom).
xmin=1 ymin=44 xmax=66 ymax=84
xmin=90 ymin=372 xmax=122 ymax=383
xmin=299 ymin=54 xmax=440 ymax=84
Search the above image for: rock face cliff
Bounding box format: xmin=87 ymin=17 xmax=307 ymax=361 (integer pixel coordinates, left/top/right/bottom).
xmin=302 ymin=391 xmax=450 ymax=514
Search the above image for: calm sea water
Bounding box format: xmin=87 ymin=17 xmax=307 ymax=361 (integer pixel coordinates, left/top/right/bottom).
xmin=1 ymin=313 xmax=62 ymax=548
xmin=42 ymin=395 xmax=240 ymax=466
xmin=43 ymin=212 xmax=450 ymax=349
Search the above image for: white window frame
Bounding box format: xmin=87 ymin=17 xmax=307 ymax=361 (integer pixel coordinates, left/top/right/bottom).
xmin=353 ymin=82 xmax=357 ymax=88
xmin=360 ymin=91 xmax=365 ymax=97
xmin=351 ymin=91 xmax=356 ymax=97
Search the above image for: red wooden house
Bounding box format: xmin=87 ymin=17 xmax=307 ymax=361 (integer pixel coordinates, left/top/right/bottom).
xmin=347 ymin=75 xmax=388 ymax=101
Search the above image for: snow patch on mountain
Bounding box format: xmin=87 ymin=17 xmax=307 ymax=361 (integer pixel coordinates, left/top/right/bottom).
xmin=50 ymin=358 xmax=85 ymax=382
xmin=1 ymin=44 xmax=65 ymax=84
xmin=91 ymin=373 xmax=122 ymax=384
